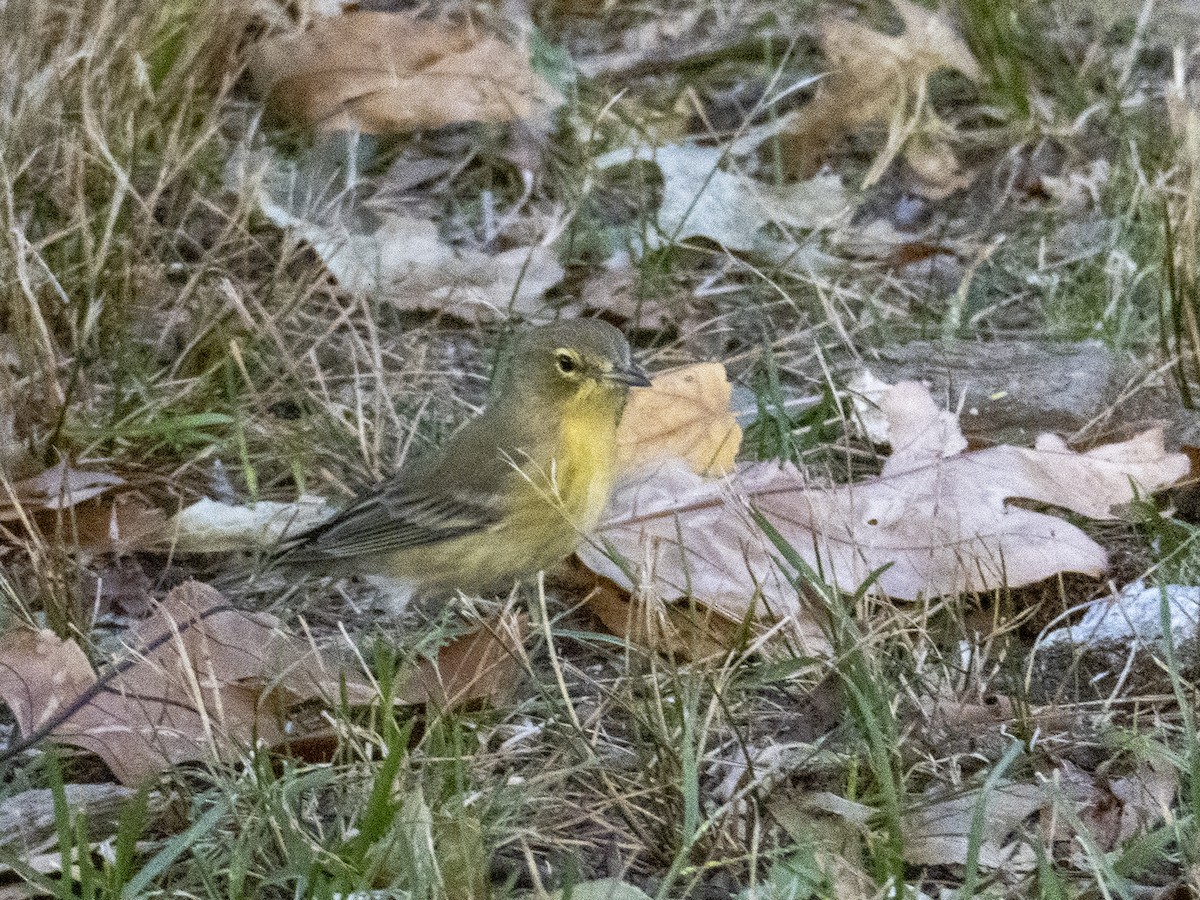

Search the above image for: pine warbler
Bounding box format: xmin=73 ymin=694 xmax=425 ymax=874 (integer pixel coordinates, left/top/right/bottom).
xmin=280 ymin=320 xmax=650 ymax=595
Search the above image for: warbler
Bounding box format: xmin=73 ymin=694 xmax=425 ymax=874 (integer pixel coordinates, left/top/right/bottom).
xmin=278 ymin=320 xmax=650 ymax=595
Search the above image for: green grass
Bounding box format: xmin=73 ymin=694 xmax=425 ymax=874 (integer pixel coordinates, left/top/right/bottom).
xmin=1 ymin=0 xmax=1199 ymax=896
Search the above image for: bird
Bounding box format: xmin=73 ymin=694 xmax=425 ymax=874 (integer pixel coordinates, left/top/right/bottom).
xmin=275 ymin=319 xmax=651 ymax=597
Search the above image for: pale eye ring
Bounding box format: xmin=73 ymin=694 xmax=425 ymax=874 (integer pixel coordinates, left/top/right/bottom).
xmin=555 ymin=351 xmax=579 ymax=374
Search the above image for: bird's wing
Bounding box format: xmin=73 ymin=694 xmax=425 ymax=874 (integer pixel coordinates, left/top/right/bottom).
xmin=282 ymin=483 xmax=506 ymax=560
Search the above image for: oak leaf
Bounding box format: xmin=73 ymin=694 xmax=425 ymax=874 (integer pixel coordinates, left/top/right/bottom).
xmin=251 ymin=11 xmax=561 ymax=133
xmin=616 ymin=363 xmax=742 ymax=477
xmin=783 ymin=0 xmax=980 ymax=193
xmin=581 ymin=382 xmax=1187 ymax=640
xmin=403 ymin=611 xmax=529 ymax=708
xmin=0 ymin=582 xmax=374 ymax=784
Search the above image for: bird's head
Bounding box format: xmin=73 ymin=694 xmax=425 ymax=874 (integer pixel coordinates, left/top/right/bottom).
xmin=502 ymin=320 xmax=650 ymax=408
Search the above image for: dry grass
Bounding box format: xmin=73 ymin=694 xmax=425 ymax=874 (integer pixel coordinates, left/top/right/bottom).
xmin=1 ymin=0 xmax=1199 ymax=897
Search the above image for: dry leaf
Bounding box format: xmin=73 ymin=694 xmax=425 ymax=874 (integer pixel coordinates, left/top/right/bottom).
xmin=596 ymin=142 xmax=851 ymax=254
xmin=543 ymin=881 xmax=653 ymax=900
xmin=0 ymin=463 xmax=125 ymax=523
xmin=169 ymin=495 xmax=335 ymax=553
xmin=238 ymin=148 xmax=566 ymax=317
xmin=580 ymin=382 xmax=1187 ymax=637
xmin=1 ymin=474 xmax=166 ymax=555
xmin=251 ymin=11 xmax=561 ymax=133
xmin=904 ymin=782 xmax=1045 ymax=870
xmin=572 ymin=265 xmax=676 ymax=329
xmin=403 ymin=611 xmax=529 ymax=708
xmin=783 ymin=0 xmax=980 ymax=192
xmin=58 ymin=493 xmax=167 ymax=555
xmin=1041 ymin=579 xmax=1200 ymax=649
xmin=616 ymin=363 xmax=742 ymax=477
xmin=0 ymin=784 xmax=138 ymax=867
xmin=1047 ymin=760 xmax=1179 ymax=851
xmin=845 ymin=369 xmax=896 ymax=444
xmin=0 ymin=582 xmax=375 ymax=784
xmin=90 ymin=557 xmax=155 ymax=617
xmin=586 ymin=577 xmax=745 ymax=661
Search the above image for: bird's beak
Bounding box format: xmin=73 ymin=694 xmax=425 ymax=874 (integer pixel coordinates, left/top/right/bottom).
xmin=606 ymin=362 xmax=652 ymax=387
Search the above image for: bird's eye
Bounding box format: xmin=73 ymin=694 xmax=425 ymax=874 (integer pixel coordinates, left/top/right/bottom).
xmin=555 ymin=351 xmax=579 ymax=374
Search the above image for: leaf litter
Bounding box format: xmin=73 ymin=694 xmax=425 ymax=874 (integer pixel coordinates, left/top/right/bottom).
xmin=3 ymin=0 xmax=1200 ymax=894
xmin=0 ymin=581 xmax=527 ymax=782
xmin=0 ymin=581 xmax=372 ymax=783
xmin=780 ymin=0 xmax=982 ymax=195
xmin=595 ymin=135 xmax=852 ymax=264
xmin=581 ymin=378 xmax=1187 ymax=643
xmin=232 ymin=147 xmax=567 ymax=320
xmin=249 ymin=11 xmax=562 ymax=133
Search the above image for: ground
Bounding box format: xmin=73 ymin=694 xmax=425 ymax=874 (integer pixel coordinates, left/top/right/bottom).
xmin=0 ymin=0 xmax=1199 ymax=897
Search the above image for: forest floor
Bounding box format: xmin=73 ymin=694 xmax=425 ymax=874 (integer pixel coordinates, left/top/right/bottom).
xmin=1 ymin=0 xmax=1199 ymax=897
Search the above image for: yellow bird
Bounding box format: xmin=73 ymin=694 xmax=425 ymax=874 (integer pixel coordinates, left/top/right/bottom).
xmin=279 ymin=320 xmax=650 ymax=595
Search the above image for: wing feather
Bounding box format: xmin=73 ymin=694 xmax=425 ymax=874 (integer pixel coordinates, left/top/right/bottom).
xmin=281 ymin=484 xmax=505 ymax=561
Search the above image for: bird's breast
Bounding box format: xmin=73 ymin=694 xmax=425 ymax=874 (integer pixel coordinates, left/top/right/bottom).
xmin=549 ymin=391 xmax=622 ymax=530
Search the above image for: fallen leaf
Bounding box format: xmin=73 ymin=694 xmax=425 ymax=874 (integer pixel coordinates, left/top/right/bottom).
xmin=616 ymin=363 xmax=742 ymax=477
xmin=1041 ymin=579 xmax=1200 ymax=649
xmin=782 ymin=0 xmax=981 ymax=192
xmin=0 ymin=582 xmax=375 ymax=784
xmin=586 ymin=577 xmax=745 ymax=661
xmin=404 ymin=611 xmax=529 ymax=708
xmin=169 ymin=495 xmax=335 ymax=553
xmin=59 ymin=493 xmax=167 ymax=555
xmin=251 ymin=12 xmax=561 ymax=133
xmin=90 ymin=557 xmax=155 ymax=617
xmin=579 ymin=382 xmax=1187 ymax=637
xmin=1 ymin=476 xmax=167 ymax=555
xmin=0 ymin=463 xmax=125 ymax=523
xmin=904 ymin=782 xmax=1045 ymax=870
xmin=845 ymin=369 xmax=896 ymax=444
xmin=543 ymin=880 xmax=652 ymax=900
xmin=572 ymin=264 xmax=676 ymax=329
xmin=1045 ymin=760 xmax=1179 ymax=852
xmin=596 ymin=141 xmax=851 ymax=255
xmin=234 ymin=145 xmax=565 ymax=318
xmin=1107 ymin=768 xmax=1178 ymax=845
xmin=0 ymin=784 xmax=139 ymax=868
xmin=580 ymin=459 xmax=829 ymax=656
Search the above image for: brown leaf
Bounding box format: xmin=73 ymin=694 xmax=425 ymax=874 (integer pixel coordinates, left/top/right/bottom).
xmin=238 ymin=205 xmax=565 ymax=320
xmin=251 ymin=12 xmax=561 ymax=133
xmin=573 ymin=266 xmax=676 ymax=329
xmin=403 ymin=611 xmax=528 ymax=708
xmin=0 ymin=582 xmax=375 ymax=784
xmin=782 ymin=0 xmax=980 ymax=188
xmin=581 ymin=382 xmax=1187 ymax=637
xmin=585 ymin=577 xmax=745 ymax=661
xmin=62 ymin=493 xmax=168 ymax=554
xmin=616 ymin=363 xmax=742 ymax=477
xmin=91 ymin=557 xmax=155 ymax=617
xmin=0 ymin=463 xmax=125 ymax=523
